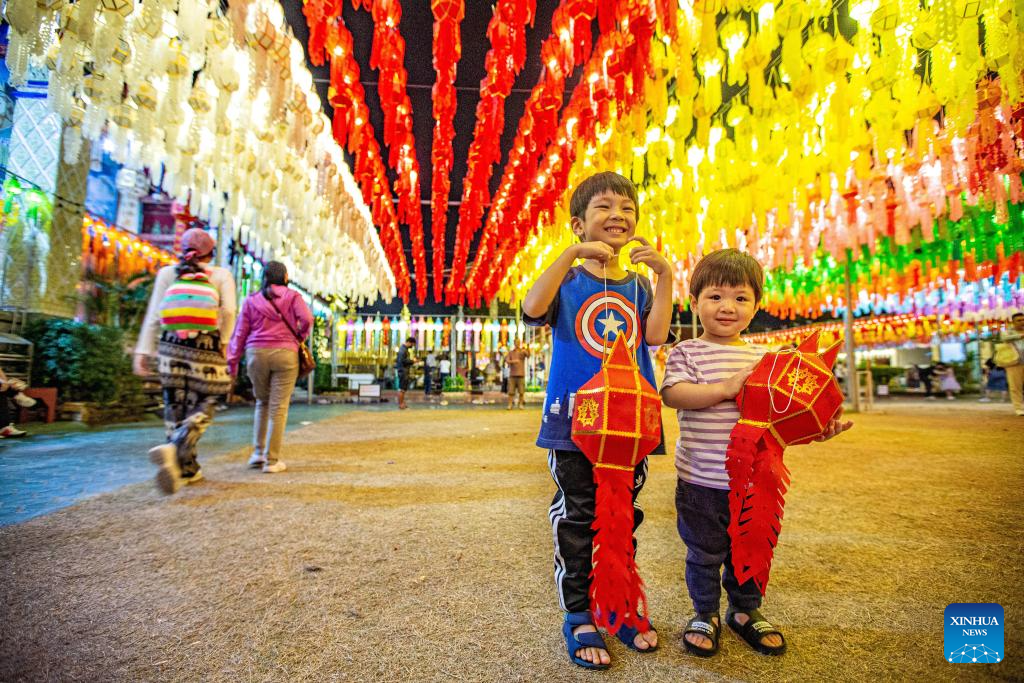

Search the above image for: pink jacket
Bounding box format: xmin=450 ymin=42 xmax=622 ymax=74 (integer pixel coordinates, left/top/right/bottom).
xmin=227 ymin=285 xmax=313 ymax=374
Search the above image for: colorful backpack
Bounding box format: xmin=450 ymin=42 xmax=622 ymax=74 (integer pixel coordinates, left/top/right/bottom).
xmin=160 ymin=271 xmax=220 ymax=337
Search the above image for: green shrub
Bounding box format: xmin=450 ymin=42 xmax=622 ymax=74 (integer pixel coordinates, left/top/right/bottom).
xmin=868 ymin=366 xmax=905 ymax=387
xmin=443 ymin=374 xmax=465 ymax=392
xmin=24 ymin=317 xmax=142 ymax=405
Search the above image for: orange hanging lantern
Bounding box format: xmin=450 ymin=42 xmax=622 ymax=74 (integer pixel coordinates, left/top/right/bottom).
xmin=726 ymin=331 xmax=844 ymax=595
xmin=571 ymin=334 xmax=662 ymax=634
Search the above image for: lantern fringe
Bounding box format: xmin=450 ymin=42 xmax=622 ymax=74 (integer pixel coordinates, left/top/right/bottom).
xmin=726 ymin=434 xmax=790 ymax=596
xmin=589 ymin=467 xmax=650 ymax=635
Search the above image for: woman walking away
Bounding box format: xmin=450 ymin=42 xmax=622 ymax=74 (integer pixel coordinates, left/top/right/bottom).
xmin=227 ymin=261 xmax=312 ymax=473
xmin=134 ymin=228 xmax=236 ymax=494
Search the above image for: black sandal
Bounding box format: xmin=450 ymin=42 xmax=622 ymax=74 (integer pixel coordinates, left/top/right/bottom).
xmin=726 ymin=608 xmax=787 ymax=656
xmin=682 ymin=612 xmax=720 ymax=657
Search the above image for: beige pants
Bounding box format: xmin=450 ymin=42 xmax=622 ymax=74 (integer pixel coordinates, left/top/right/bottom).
xmin=246 ymin=347 xmax=300 ymax=463
xmin=1008 ymin=364 xmax=1024 ymax=414
xmin=507 ymin=376 xmax=525 ymax=405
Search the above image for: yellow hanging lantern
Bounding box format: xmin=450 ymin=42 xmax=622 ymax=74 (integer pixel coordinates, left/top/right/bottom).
xmin=870 ymin=1 xmax=899 ymax=33
xmin=132 ymin=81 xmax=158 ymax=111
xmin=112 ymin=100 xmax=137 ymax=128
xmin=99 ymin=0 xmax=133 ymax=18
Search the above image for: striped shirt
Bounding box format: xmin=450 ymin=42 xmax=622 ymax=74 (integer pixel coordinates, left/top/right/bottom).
xmin=661 ymin=338 xmax=767 ymax=490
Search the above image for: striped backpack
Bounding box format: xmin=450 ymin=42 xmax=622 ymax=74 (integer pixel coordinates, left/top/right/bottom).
xmin=160 ymin=271 xmax=220 ymax=336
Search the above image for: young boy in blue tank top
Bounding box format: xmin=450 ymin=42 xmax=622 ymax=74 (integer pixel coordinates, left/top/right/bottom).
xmin=522 ymin=172 xmax=674 ymax=670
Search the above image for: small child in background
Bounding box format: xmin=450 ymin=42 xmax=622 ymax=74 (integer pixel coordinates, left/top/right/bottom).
xmin=661 ymin=249 xmax=851 ymax=658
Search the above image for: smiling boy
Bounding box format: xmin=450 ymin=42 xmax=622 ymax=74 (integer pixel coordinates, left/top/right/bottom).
xmin=522 ymin=171 xmax=673 ymax=670
xmin=661 ymin=249 xmax=851 ymax=658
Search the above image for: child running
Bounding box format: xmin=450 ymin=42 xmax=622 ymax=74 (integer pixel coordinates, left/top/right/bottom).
xmin=522 ymin=171 xmax=673 ymax=670
xmin=661 ymin=249 xmax=851 ymax=657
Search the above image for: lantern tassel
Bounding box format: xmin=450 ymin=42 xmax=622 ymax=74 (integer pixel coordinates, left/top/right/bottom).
xmin=589 ymin=466 xmax=650 ymax=635
xmin=727 ymin=435 xmax=790 ymax=595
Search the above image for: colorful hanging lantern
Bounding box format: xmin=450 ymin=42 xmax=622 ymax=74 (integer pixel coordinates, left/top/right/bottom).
xmin=726 ymin=331 xmax=844 ymax=596
xmin=570 ymin=334 xmax=662 ymax=634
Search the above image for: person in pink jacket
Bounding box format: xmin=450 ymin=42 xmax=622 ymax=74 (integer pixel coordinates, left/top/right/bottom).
xmin=227 ymin=261 xmax=313 ymax=473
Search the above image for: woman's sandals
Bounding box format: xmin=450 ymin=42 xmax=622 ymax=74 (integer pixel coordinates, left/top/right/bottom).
xmin=682 ymin=613 xmax=721 ymax=657
xmin=726 ymin=609 xmax=787 ymax=656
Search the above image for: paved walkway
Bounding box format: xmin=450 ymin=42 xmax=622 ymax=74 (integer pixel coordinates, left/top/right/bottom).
xmin=0 ymin=390 xmax=541 ymax=526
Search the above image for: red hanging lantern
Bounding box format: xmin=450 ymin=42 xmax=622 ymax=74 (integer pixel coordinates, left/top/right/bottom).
xmin=571 ymin=334 xmax=661 ymax=634
xmin=726 ymin=331 xmax=844 ymax=595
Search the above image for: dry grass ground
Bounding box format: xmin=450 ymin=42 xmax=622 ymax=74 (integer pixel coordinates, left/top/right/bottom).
xmin=1 ymin=403 xmax=1021 ymax=682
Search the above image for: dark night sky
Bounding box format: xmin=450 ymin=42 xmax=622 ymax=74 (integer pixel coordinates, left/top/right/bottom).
xmin=282 ymin=0 xmax=580 ymax=313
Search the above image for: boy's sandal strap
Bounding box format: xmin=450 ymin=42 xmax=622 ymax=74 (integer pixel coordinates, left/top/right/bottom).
xmin=726 ymin=609 xmax=787 ymax=656
xmin=683 ymin=612 xmax=720 ymax=657
xmin=562 ymin=611 xmax=610 ymax=671
xmin=614 ymin=622 xmax=659 ymax=653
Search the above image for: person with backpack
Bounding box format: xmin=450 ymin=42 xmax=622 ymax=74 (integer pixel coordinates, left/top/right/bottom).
xmin=134 ymin=228 xmax=237 ymax=494
xmin=226 ymin=261 xmax=313 ymax=473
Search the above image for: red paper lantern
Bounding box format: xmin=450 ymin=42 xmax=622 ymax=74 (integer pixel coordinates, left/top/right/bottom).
xmin=726 ymin=331 xmax=844 ymax=595
xmin=571 ymin=334 xmax=661 ymax=634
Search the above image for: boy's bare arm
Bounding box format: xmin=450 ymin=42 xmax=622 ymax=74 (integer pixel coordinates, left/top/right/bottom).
xmin=661 ymin=363 xmax=755 ymax=410
xmin=522 ymin=242 xmax=613 ymax=319
xmin=644 ymin=272 xmax=673 ymax=345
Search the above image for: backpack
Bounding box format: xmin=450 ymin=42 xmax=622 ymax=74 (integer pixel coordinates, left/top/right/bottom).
xmin=993 ymin=342 xmax=1021 ymax=368
xmin=160 ymin=271 xmax=220 ymax=336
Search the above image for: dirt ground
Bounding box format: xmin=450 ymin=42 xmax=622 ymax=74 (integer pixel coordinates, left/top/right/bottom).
xmin=1 ymin=403 xmax=1021 ymax=682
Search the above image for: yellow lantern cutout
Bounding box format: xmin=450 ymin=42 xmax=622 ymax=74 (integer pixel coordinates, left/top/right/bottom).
xmin=955 ymin=0 xmax=981 ymax=18
xmin=719 ymin=14 xmax=748 ymax=86
xmin=247 ymin=10 xmax=277 ymax=51
xmin=166 ymin=40 xmax=190 ymax=77
xmin=83 ymin=73 xmax=105 ymax=100
xmin=111 ymin=37 xmax=131 ymax=66
xmin=774 ymin=0 xmax=807 ymax=35
xmin=188 ymin=85 xmax=211 ymax=114
xmin=99 ymin=0 xmax=133 ymax=18
xmin=696 ymin=47 xmax=724 ymax=113
xmin=112 ymin=100 xmax=136 ymax=128
xmin=132 ymin=83 xmax=157 ymax=119
xmin=870 ymin=1 xmax=899 ymax=33
xmin=911 ymin=14 xmax=939 ymax=50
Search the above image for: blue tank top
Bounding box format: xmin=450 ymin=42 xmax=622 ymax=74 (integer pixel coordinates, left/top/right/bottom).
xmin=524 ymin=266 xmax=664 ymax=453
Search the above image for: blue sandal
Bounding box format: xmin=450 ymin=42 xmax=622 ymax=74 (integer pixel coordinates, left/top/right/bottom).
xmin=614 ymin=621 xmax=659 ymax=653
xmin=563 ymin=611 xmax=610 ymax=670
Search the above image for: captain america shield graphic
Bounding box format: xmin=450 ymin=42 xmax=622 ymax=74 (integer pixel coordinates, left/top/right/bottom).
xmin=575 ymin=291 xmax=639 ymax=358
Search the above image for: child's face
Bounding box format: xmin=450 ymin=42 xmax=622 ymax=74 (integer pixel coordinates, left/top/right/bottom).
xmin=570 ymin=190 xmax=637 ymax=252
xmin=691 ymin=283 xmax=757 ymax=342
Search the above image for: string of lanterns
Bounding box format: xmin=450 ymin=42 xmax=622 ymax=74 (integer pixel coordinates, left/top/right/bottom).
xmin=465 ymin=0 xmax=600 ymax=297
xmin=742 ymin=311 xmax=1015 ymax=349
xmin=444 ymin=0 xmax=537 ymax=304
xmin=494 ymin=2 xmax=1024 ymax=316
xmin=429 ymin=0 xmax=464 ymax=303
xmin=4 ymin=0 xmax=397 ymax=304
xmin=336 ymin=315 xmax=529 ymax=355
xmin=81 ymin=214 xmax=175 ymax=278
xmin=354 ymin=0 xmax=428 ymax=304
xmin=304 ymin=4 xmax=410 ymax=300
xmin=762 ymin=199 xmax=1024 ymax=318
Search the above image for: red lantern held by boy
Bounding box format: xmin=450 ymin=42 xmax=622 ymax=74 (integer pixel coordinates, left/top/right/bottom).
xmin=726 ymin=331 xmax=844 ymax=596
xmin=571 ymin=333 xmax=661 ymax=634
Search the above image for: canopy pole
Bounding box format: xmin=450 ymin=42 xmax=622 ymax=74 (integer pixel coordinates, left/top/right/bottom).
xmin=844 ymin=252 xmax=860 ymax=413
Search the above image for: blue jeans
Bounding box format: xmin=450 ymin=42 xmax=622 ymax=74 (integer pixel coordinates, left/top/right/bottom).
xmin=675 ymin=479 xmax=762 ymax=615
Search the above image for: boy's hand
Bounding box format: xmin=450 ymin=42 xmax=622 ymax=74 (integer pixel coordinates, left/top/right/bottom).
xmin=721 ymin=362 xmax=757 ymax=399
xmin=574 ymin=241 xmax=615 ymax=263
xmin=815 ymin=409 xmax=854 ymax=441
xmin=628 ymin=237 xmax=671 ymax=276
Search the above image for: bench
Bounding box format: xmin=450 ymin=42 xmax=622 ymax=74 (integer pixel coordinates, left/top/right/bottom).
xmin=17 ymin=387 xmax=57 ymax=424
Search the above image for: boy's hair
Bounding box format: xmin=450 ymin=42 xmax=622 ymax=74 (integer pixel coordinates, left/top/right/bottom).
xmin=1012 ymin=312 xmax=1024 ymax=321
xmin=689 ymin=249 xmax=765 ymax=304
xmin=569 ymin=172 xmax=639 ymax=221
